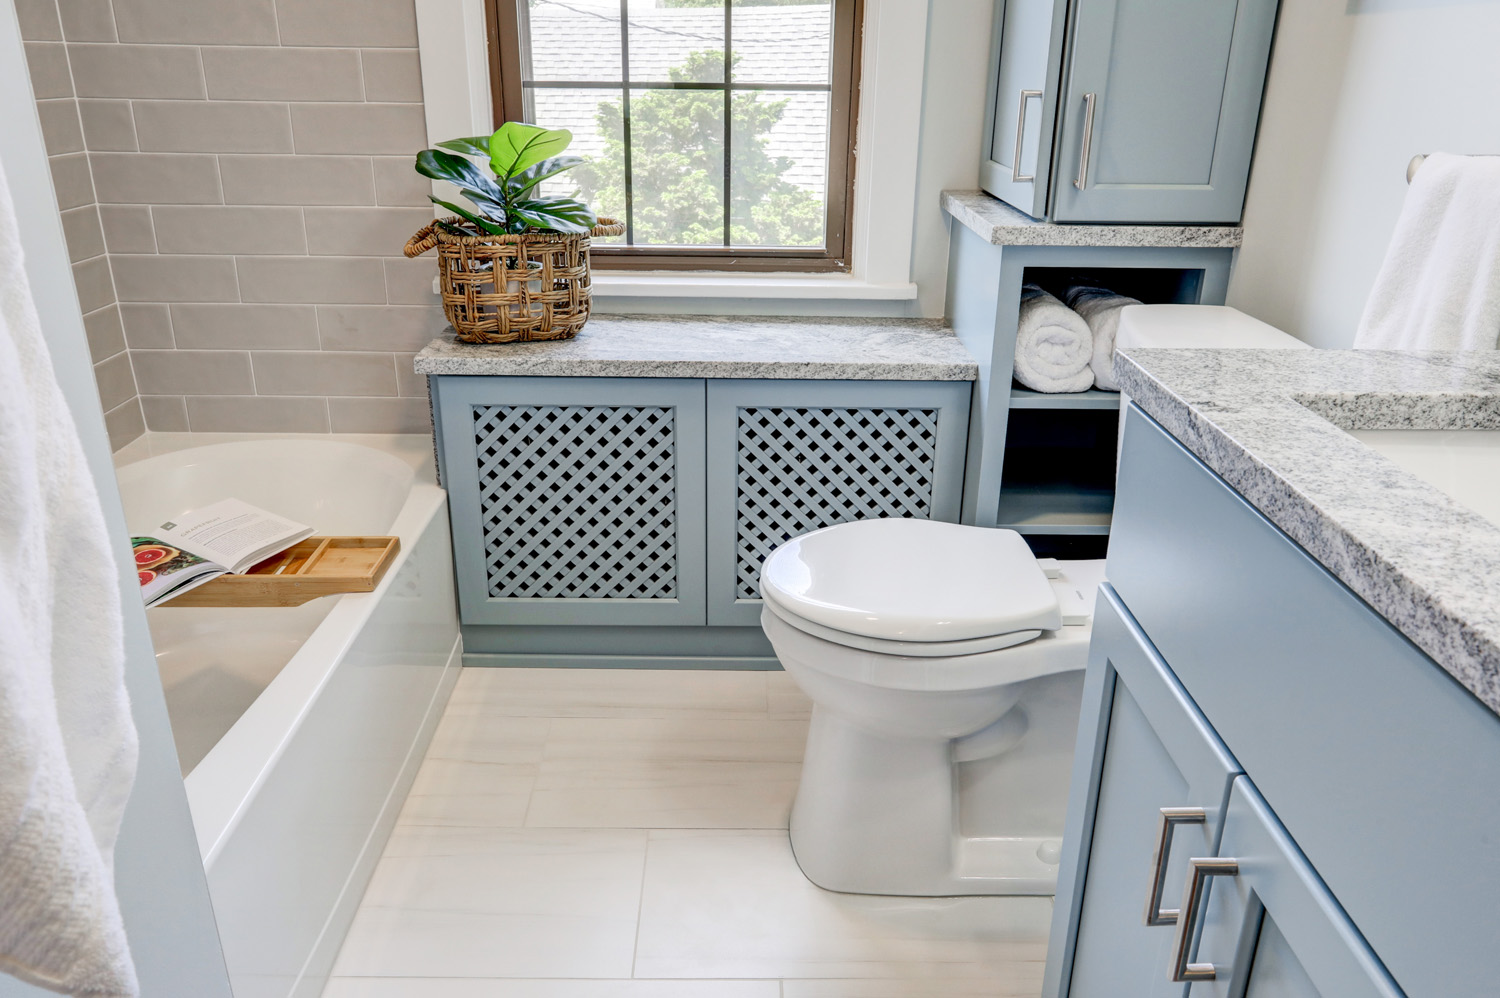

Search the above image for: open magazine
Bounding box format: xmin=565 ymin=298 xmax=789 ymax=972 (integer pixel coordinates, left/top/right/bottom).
xmin=133 ymin=498 xmax=314 ymax=608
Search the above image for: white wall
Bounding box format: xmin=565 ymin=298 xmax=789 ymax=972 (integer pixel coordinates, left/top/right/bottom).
xmin=1228 ymin=0 xmax=1500 ymax=348
xmin=910 ymin=0 xmax=1000 ymax=319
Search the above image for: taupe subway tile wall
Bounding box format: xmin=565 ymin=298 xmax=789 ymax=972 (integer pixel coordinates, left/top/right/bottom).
xmin=20 ymin=0 xmax=444 ymax=446
xmin=21 ymin=0 xmax=142 ymax=450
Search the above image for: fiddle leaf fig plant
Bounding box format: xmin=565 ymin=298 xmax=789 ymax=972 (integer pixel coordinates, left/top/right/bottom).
xmin=414 ymin=122 xmax=598 ymax=236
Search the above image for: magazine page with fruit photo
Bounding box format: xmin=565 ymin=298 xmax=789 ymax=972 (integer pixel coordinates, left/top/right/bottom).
xmin=132 ymin=498 xmax=313 ymax=608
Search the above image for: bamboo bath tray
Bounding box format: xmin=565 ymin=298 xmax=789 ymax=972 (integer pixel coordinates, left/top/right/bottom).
xmin=163 ymin=536 xmax=401 ymax=607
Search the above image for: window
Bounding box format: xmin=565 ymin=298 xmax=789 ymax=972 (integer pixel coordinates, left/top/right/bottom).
xmin=485 ymin=0 xmax=863 ymax=271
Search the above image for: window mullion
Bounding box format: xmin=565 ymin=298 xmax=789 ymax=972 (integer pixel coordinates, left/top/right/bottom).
xmin=619 ymin=0 xmax=634 ymax=246
xmin=723 ymin=1 xmax=732 ymax=249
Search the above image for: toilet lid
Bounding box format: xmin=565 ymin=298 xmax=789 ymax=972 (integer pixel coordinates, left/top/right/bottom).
xmin=759 ymin=519 xmax=1062 ymax=643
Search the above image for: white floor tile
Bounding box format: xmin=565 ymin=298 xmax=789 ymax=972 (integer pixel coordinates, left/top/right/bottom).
xmin=782 ymin=975 xmax=1043 ymax=997
xmin=543 ymin=717 xmax=809 ymax=762
xmin=634 ymin=830 xmax=1053 ymax=980
xmin=447 ymin=668 xmax=770 ymax=719
xmin=527 ymin=759 xmax=800 ymax=829
xmin=425 ymin=714 xmax=551 ymax=764
xmin=323 ymin=980 xmax=780 ymax=998
xmin=767 ymin=671 xmax=813 ymax=720
xmin=332 ymin=828 xmax=647 ymax=979
xmin=523 ymin=717 xmax=807 ymax=829
xmin=396 ymin=758 xmax=537 ymax=828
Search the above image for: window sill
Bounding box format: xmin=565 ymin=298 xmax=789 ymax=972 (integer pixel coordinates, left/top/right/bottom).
xmin=589 ymin=272 xmax=919 ymax=301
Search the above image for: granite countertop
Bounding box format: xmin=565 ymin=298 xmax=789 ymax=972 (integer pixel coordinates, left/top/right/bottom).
xmin=1116 ymin=347 xmax=1500 ymax=714
xmin=941 ymin=190 xmax=1243 ymax=249
xmin=414 ymin=314 xmax=978 ymax=381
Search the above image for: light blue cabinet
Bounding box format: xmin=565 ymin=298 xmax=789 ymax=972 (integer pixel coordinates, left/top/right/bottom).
xmin=1049 ymin=587 xmax=1402 ymax=997
xmin=981 ymin=0 xmax=1280 ymax=223
xmin=704 ymin=379 xmax=970 ymax=626
xmin=432 ymin=375 xmax=970 ymax=642
xmin=1044 ymin=407 xmax=1500 ymax=996
xmin=1052 ymin=587 xmax=1239 ymax=998
xmin=1190 ymin=779 xmax=1403 ymax=997
xmin=979 ymin=0 xmax=1068 ymax=217
xmin=432 ymin=375 xmax=708 ymax=627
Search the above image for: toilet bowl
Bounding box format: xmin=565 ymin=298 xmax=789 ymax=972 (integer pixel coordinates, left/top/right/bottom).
xmin=758 ymin=517 xmax=1104 ymax=897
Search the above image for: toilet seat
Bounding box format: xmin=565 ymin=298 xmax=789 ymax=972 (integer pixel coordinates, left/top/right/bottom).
xmin=760 ymin=603 xmax=1092 ymax=693
xmin=762 ymin=588 xmax=1044 ymax=657
xmin=759 ymin=519 xmax=1062 ymax=644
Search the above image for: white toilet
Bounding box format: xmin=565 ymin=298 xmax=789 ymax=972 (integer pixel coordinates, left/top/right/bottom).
xmin=758 ymin=305 xmax=1308 ymax=899
xmin=760 ymin=517 xmax=1105 ymax=897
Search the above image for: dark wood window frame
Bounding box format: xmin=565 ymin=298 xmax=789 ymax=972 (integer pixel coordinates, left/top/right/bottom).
xmin=484 ymin=0 xmax=862 ymax=273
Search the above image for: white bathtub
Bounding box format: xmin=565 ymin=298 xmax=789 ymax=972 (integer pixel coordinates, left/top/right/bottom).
xmin=115 ymin=434 xmax=461 ymax=998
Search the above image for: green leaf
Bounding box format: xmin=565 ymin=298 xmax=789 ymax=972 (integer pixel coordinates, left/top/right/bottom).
xmin=428 ymin=196 xmax=508 ymax=236
xmin=509 ymin=197 xmax=597 ymax=234
xmin=415 ymin=149 xmax=506 ymax=205
xmin=488 ymin=122 xmax=573 ymax=178
xmin=435 ymin=135 xmax=492 ymax=157
xmin=506 ymin=155 xmax=585 ymax=198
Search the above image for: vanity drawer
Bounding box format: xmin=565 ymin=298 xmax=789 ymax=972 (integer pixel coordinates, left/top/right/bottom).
xmin=1106 ymin=406 xmax=1500 ymax=998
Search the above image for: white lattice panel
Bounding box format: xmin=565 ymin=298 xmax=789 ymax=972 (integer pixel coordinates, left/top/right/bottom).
xmin=735 ymin=406 xmax=940 ymax=599
xmin=473 ymin=404 xmax=679 ymax=599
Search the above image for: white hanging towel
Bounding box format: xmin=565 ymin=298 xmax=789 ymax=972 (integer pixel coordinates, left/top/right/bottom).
xmin=1065 ymin=285 xmax=1141 ymax=391
xmin=0 ymin=159 xmax=140 ymax=996
xmin=1013 ymin=285 xmax=1095 ymax=393
xmin=1354 ymin=152 xmax=1500 ymax=350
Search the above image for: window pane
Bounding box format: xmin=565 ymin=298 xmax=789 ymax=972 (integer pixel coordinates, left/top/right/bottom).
xmin=628 ymin=87 xmax=725 ymax=246
xmin=526 ymin=0 xmax=622 ymax=82
xmin=731 ymin=90 xmax=828 ymax=248
xmin=533 ymin=88 xmax=627 ymax=243
xmin=732 ymin=1 xmax=832 ymax=85
xmin=628 ymin=1 xmax=725 ymax=84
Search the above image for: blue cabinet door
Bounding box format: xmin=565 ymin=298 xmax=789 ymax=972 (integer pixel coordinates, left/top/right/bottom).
xmin=979 ymin=0 xmax=1068 ymax=217
xmin=1044 ymin=586 xmax=1241 ymax=997
xmin=1049 ymin=0 xmax=1279 ymax=223
xmin=704 ymin=379 xmax=969 ymax=626
xmin=1183 ymin=779 xmax=1404 ymax=997
xmin=433 ymin=375 xmax=707 ymax=626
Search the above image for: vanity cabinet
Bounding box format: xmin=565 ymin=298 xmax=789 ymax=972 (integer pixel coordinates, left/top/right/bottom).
xmin=1045 ymin=408 xmax=1500 ymax=997
xmin=1057 ymin=589 xmax=1401 ymax=997
xmin=1058 ymin=590 xmax=1240 ymax=998
xmin=431 ymin=375 xmax=970 ymax=632
xmin=980 ymin=0 xmax=1280 ymax=223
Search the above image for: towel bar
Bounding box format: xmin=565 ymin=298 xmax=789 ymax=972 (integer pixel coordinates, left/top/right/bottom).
xmin=1407 ymin=153 xmax=1499 ymax=184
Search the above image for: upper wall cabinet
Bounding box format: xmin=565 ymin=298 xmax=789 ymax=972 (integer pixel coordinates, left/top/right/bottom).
xmin=980 ymin=0 xmax=1281 ymax=224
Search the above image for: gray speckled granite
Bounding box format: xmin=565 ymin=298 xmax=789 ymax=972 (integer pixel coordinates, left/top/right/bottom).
xmin=941 ymin=190 xmax=1243 ymax=249
xmin=414 ymin=314 xmax=978 ymax=381
xmin=1117 ymin=347 xmax=1500 ymax=714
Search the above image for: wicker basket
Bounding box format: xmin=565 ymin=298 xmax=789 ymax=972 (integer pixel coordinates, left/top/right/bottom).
xmin=404 ymin=216 xmax=625 ymax=345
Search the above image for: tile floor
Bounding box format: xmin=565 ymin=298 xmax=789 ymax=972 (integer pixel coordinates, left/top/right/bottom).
xmin=324 ymin=668 xmax=1051 ymax=997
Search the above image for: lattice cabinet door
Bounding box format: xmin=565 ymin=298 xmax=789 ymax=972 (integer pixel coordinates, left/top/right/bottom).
xmin=705 ymin=380 xmax=972 ymax=626
xmin=432 ymin=376 xmax=707 ymax=625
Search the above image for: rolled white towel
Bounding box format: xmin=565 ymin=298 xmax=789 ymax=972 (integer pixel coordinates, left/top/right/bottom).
xmin=1013 ymin=285 xmax=1094 ymax=393
xmin=1066 ymin=285 xmax=1141 ymax=391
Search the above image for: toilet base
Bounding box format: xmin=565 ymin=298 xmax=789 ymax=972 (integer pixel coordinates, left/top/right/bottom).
xmin=787 ymin=706 xmax=1064 ymax=897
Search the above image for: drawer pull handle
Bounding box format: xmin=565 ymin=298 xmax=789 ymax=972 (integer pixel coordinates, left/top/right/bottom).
xmin=1011 ymin=89 xmax=1043 ymax=183
xmin=1074 ymin=92 xmax=1097 ymax=190
xmin=1170 ymin=856 xmax=1240 ymax=982
xmin=1144 ymin=807 xmax=1207 ymax=925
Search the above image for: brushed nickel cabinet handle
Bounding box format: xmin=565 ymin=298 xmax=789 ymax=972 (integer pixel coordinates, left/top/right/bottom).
xmin=1170 ymin=856 xmax=1240 ymax=982
xmin=1073 ymin=91 xmax=1097 ymax=190
xmin=1143 ymin=807 xmax=1207 ymax=926
xmin=1011 ymin=89 xmax=1043 ymax=183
